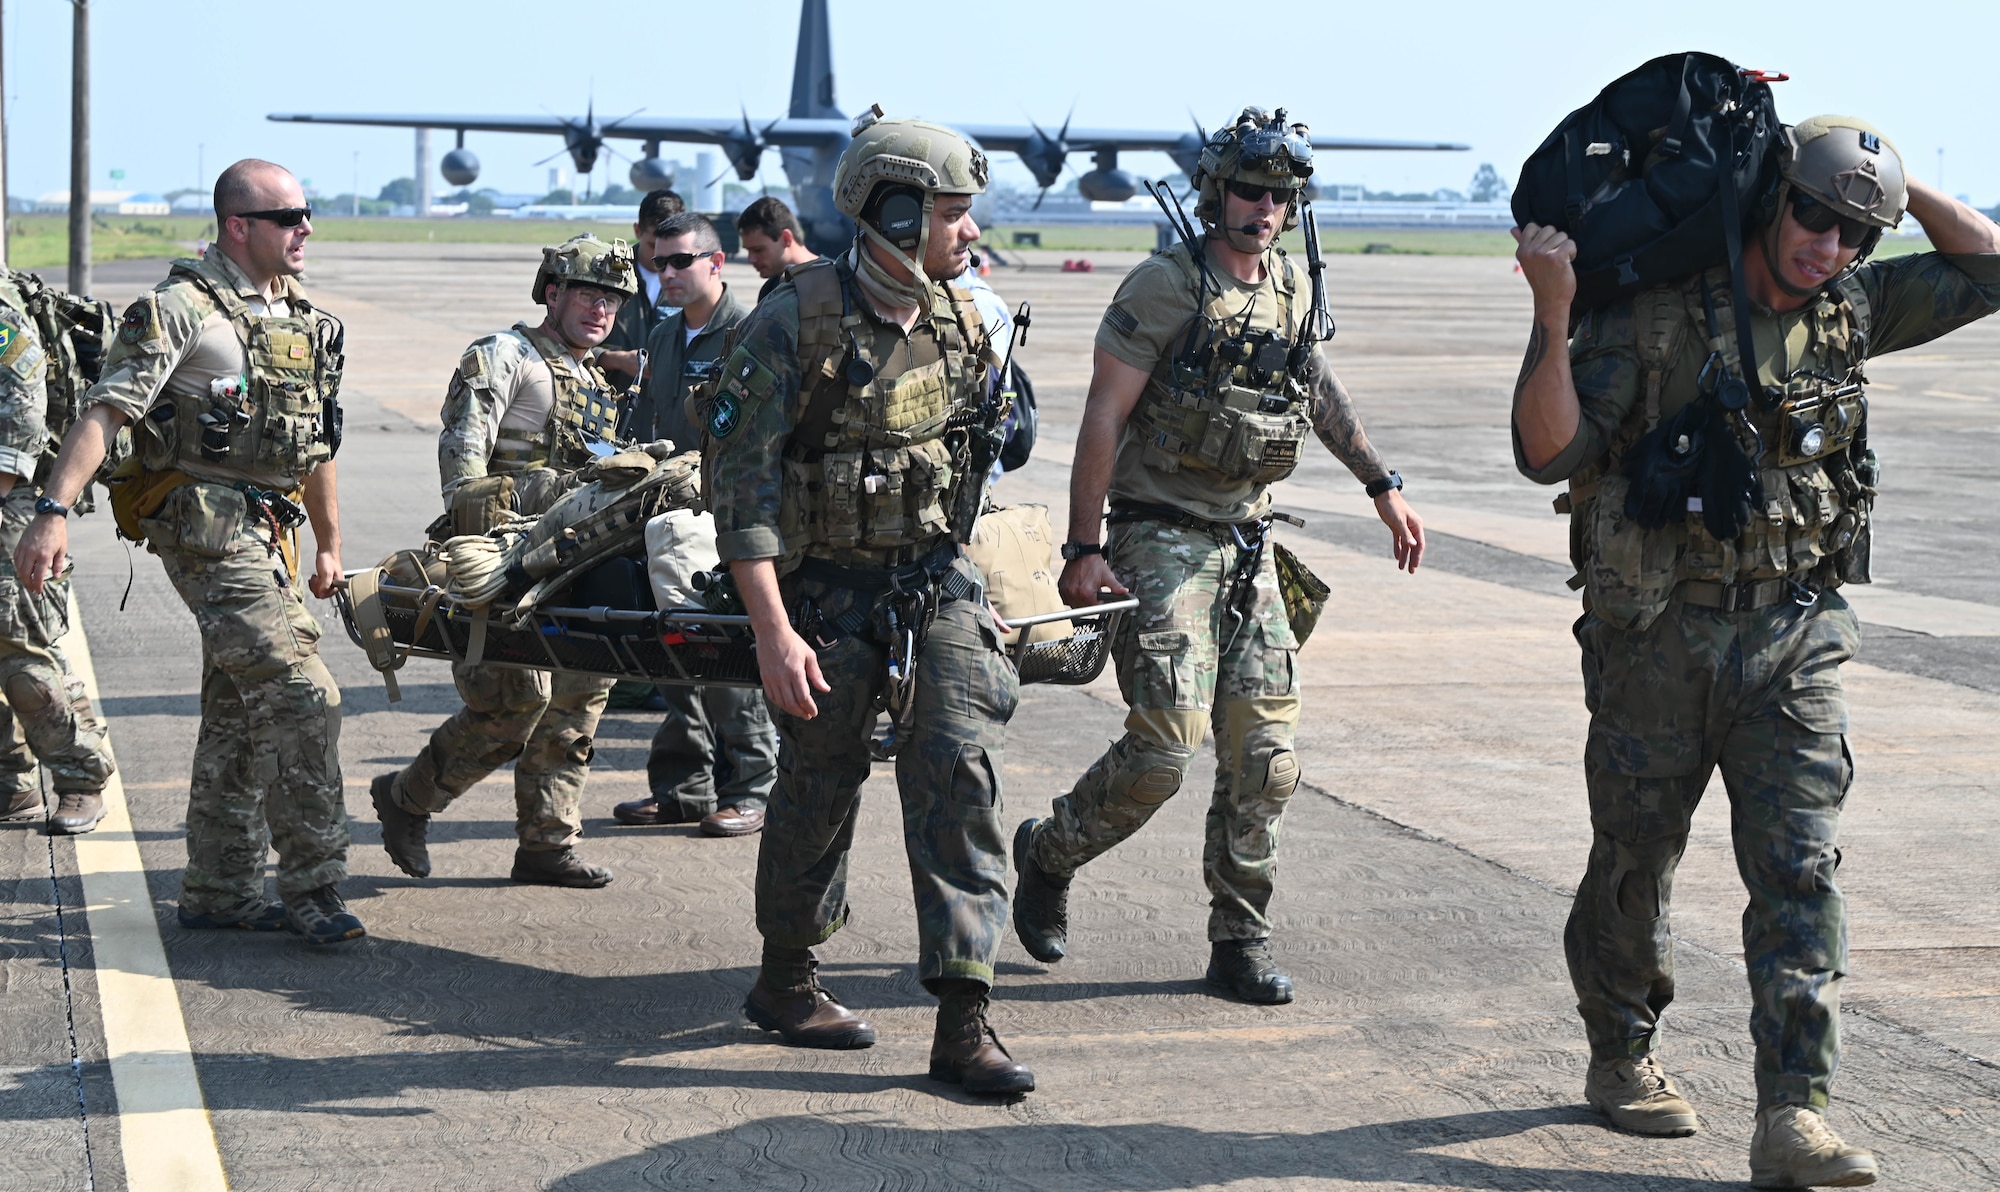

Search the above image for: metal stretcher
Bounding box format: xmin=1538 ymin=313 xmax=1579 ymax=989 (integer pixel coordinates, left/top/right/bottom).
xmin=334 ymin=577 xmax=1137 ymax=690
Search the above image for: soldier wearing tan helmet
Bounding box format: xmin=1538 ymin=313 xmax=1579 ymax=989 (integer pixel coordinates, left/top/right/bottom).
xmin=1012 ymin=106 xmax=1423 ymax=1008
xmin=1513 ymin=119 xmax=2000 ymax=1186
xmin=368 ymin=233 xmax=638 ymax=891
xmin=692 ymin=107 xmax=1035 ymax=1096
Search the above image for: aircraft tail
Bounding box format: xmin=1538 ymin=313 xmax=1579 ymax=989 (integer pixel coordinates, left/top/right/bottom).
xmin=788 ymin=0 xmax=842 ymax=120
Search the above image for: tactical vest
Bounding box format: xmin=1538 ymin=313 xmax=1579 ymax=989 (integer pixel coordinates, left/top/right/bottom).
xmin=1570 ymin=268 xmax=1877 ymax=629
xmin=1131 ymin=240 xmax=1312 ymax=485
xmin=771 ymin=258 xmax=989 ymax=568
xmin=486 ymin=323 xmax=622 ymax=474
xmin=136 ymin=260 xmax=332 ymax=479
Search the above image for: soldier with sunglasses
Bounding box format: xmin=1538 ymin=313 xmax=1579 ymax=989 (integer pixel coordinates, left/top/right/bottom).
xmin=368 ymin=234 xmax=638 ymax=890
xmin=15 ymin=159 xmax=359 ymax=944
xmin=1513 ymin=117 xmax=2000 ymax=1186
xmin=1012 ymin=107 xmax=1423 ymax=1005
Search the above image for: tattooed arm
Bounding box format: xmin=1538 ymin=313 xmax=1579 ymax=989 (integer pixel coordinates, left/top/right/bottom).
xmin=1306 ymin=354 xmax=1425 ymax=573
xmin=1510 ymin=224 xmax=1582 ymax=470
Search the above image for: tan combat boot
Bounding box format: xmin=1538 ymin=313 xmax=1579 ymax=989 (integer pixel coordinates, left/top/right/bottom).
xmin=1749 ymin=1105 xmax=1877 ymax=1188
xmin=1584 ymin=1053 xmax=1699 ymax=1136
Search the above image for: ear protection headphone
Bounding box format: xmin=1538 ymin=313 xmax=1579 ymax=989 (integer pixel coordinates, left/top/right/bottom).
xmin=867 ymin=184 xmax=926 ymax=252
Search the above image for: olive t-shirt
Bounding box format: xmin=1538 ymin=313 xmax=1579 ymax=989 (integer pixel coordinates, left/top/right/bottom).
xmin=1094 ymin=241 xmax=1295 ymax=523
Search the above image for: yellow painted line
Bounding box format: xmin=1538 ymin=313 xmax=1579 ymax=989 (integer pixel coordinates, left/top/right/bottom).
xmin=64 ymin=588 xmax=230 ymax=1192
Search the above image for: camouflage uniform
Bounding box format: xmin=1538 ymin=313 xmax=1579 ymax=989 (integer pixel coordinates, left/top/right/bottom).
xmin=706 ymin=254 xmax=1015 ymax=989
xmin=92 ymin=250 xmax=347 ymax=912
xmin=0 ymin=279 xmax=114 ymax=813
xmin=1521 ymin=249 xmax=2000 ymax=1109
xmin=380 ymin=322 xmax=622 ymax=850
xmin=1031 ymin=237 xmax=1377 ymax=943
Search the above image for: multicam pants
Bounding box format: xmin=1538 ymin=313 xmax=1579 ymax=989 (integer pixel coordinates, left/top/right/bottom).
xmin=389 ymin=662 xmax=613 ymax=850
xmin=757 ymin=554 xmax=1017 ymax=990
xmin=141 ymin=482 xmax=346 ymax=914
xmin=0 ymin=486 xmax=114 ymax=804
xmin=1568 ymin=591 xmax=1860 ymax=1110
xmin=648 ymin=683 xmax=777 ymax=818
xmin=1033 ymin=518 xmax=1302 ymax=942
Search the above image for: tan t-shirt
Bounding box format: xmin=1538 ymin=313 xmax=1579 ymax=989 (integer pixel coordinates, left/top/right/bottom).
xmin=1094 ymin=241 xmax=1296 ymax=523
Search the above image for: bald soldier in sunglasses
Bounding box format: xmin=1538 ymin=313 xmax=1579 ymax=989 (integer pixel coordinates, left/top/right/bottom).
xmin=1513 ymin=117 xmax=2000 ymax=1186
xmin=15 ymin=159 xmax=361 ymax=944
xmin=1012 ymin=107 xmax=1424 ymax=1005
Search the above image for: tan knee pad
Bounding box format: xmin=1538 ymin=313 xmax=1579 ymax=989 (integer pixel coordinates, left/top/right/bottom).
xmin=1109 ymin=735 xmax=1198 ymax=809
xmin=1261 ymin=749 xmax=1300 ymax=802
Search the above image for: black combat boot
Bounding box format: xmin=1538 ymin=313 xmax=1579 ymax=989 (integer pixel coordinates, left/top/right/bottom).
xmin=510 ymin=845 xmax=613 ymax=888
xmin=1206 ymin=939 xmax=1295 ymax=1004
xmin=371 ymin=773 xmax=431 ymax=878
xmin=1011 ymin=818 xmax=1070 ymax=964
xmin=929 ymin=980 xmax=1035 ymax=1096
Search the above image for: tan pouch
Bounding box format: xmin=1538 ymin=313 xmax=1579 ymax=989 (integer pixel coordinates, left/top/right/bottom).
xmin=966 ymin=503 xmax=1065 ymax=647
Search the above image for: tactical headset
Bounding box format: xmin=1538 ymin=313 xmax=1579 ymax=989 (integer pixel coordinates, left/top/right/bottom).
xmin=865 ymin=184 xmax=927 ymax=252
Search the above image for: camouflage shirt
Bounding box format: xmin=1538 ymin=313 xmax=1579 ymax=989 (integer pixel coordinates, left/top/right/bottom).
xmin=437 ymin=323 xmax=605 ymax=498
xmin=87 ymin=250 xmax=326 ymax=490
xmin=0 ymin=278 xmax=50 ymax=483
xmin=1518 ymin=251 xmax=2000 ymax=484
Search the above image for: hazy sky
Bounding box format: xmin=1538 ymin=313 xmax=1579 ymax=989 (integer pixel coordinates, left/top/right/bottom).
xmin=3 ymin=0 xmax=1993 ymax=207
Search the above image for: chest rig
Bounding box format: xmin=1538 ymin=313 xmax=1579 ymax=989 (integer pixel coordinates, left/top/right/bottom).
xmin=487 ymin=323 xmax=622 ymax=474
xmin=1574 ymin=269 xmax=1877 ymax=625
xmin=1133 ymin=242 xmax=1313 ymax=485
xmin=775 ymin=259 xmax=988 ymax=567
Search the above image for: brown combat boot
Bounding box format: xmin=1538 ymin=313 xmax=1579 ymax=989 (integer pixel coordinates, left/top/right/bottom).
xmin=1749 ymin=1105 xmax=1877 ymax=1188
xmin=929 ymin=980 xmax=1034 ymax=1096
xmin=1585 ymin=1053 xmax=1699 ymax=1137
xmin=744 ymin=975 xmax=877 ymax=1049
xmin=49 ymin=791 xmax=105 ymax=835
xmin=1 ymin=787 xmax=40 ymax=821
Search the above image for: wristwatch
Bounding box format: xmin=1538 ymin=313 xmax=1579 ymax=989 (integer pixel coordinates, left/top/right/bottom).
xmin=33 ymin=495 xmax=69 ymax=519
xmin=1364 ymin=471 xmax=1404 ymax=499
xmin=1060 ymin=541 xmax=1103 ymax=561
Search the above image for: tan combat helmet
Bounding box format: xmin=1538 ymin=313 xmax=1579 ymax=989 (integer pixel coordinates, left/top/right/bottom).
xmin=832 ymin=106 xmax=988 ymax=300
xmin=1783 ymin=115 xmax=1908 ymax=231
xmin=1193 ymin=107 xmax=1315 ymax=233
xmin=532 ymin=234 xmax=639 ymax=304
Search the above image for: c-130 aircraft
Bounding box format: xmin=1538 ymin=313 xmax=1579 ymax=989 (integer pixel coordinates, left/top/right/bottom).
xmin=270 ymin=0 xmax=1467 ymax=251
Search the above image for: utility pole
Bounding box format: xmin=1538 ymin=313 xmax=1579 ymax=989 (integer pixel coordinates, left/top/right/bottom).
xmin=413 ymin=128 xmax=431 ymax=218
xmin=351 ymin=150 xmax=359 ymax=217
xmin=67 ymin=0 xmax=89 ymax=296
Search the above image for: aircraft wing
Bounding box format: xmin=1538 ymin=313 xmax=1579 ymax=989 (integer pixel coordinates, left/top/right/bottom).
xmin=266 ymin=112 xmax=853 ymax=147
xmin=956 ymin=123 xmax=1469 ymax=153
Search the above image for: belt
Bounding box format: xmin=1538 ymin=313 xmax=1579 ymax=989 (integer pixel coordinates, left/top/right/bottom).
xmin=1678 ymin=577 xmax=1820 ymax=612
xmin=1106 ymin=499 xmax=1263 ymax=535
xmin=793 ymin=541 xmax=975 ymax=601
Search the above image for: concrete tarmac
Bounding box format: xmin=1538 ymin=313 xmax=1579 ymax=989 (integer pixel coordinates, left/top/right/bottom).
xmin=1 ymin=243 xmax=1995 ymax=1190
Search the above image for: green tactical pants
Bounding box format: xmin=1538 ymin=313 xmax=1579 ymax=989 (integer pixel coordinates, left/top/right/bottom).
xmin=143 ymin=482 xmax=347 ymax=913
xmin=757 ymin=556 xmax=1017 ymax=990
xmin=390 ymin=661 xmax=613 ymax=850
xmin=1569 ymin=591 xmax=1859 ymax=1110
xmin=0 ymin=486 xmax=114 ymax=802
xmin=647 ymin=683 xmax=776 ymax=818
xmin=1033 ymin=518 xmax=1302 ymax=942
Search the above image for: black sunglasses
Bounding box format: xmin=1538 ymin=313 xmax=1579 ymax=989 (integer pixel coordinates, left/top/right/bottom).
xmin=652 ymin=251 xmax=718 ymax=271
xmin=235 ymin=204 xmax=313 ymax=228
xmin=1224 ymin=179 xmax=1290 ymax=205
xmin=1789 ymin=193 xmax=1874 ymax=249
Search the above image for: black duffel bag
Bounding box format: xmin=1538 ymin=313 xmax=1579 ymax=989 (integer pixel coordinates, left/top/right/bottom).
xmin=1512 ymin=51 xmax=1786 ymax=314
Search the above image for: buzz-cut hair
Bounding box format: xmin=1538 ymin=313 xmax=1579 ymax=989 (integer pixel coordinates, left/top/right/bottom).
xmin=639 ymin=189 xmax=684 ymax=227
xmin=735 ymin=196 xmax=802 ymax=243
xmin=655 ymin=211 xmax=722 ymax=256
xmin=214 ymin=158 xmax=292 ymax=220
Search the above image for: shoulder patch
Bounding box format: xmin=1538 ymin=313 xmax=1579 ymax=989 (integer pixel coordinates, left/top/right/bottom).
xmin=708 ymin=392 xmax=741 ymax=439
xmin=118 ymin=296 xmax=161 ymax=347
xmin=1103 ymin=304 xmax=1139 ymax=337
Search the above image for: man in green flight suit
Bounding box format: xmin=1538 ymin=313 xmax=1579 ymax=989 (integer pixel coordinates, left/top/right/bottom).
xmin=1513 ymin=117 xmax=2000 ymax=1188
xmin=701 ymin=107 xmax=1033 ymax=1096
xmin=16 ymin=158 xmax=358 ymax=944
xmin=369 ymin=234 xmax=637 ymax=890
xmin=1012 ymin=107 xmax=1424 ymax=1005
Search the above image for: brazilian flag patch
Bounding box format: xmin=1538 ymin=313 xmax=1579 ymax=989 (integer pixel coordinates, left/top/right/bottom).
xmin=709 ymin=393 xmax=740 ymax=439
xmin=0 ymin=325 xmax=12 ymax=354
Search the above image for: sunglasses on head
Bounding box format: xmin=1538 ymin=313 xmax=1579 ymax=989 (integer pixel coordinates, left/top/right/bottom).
xmin=1224 ymin=179 xmax=1289 ymax=205
xmin=652 ymin=251 xmax=716 ymax=271
xmin=236 ymin=204 xmax=313 ymax=228
xmin=1789 ymin=193 xmax=1875 ymax=249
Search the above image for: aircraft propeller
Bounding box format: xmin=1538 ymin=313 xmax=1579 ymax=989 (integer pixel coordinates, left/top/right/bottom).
xmin=1021 ymin=104 xmax=1076 ymax=209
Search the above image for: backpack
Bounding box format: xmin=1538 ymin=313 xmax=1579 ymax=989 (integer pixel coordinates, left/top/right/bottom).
xmin=4 ymin=270 xmax=119 ymax=502
xmin=1511 ymin=52 xmax=1786 ymax=314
